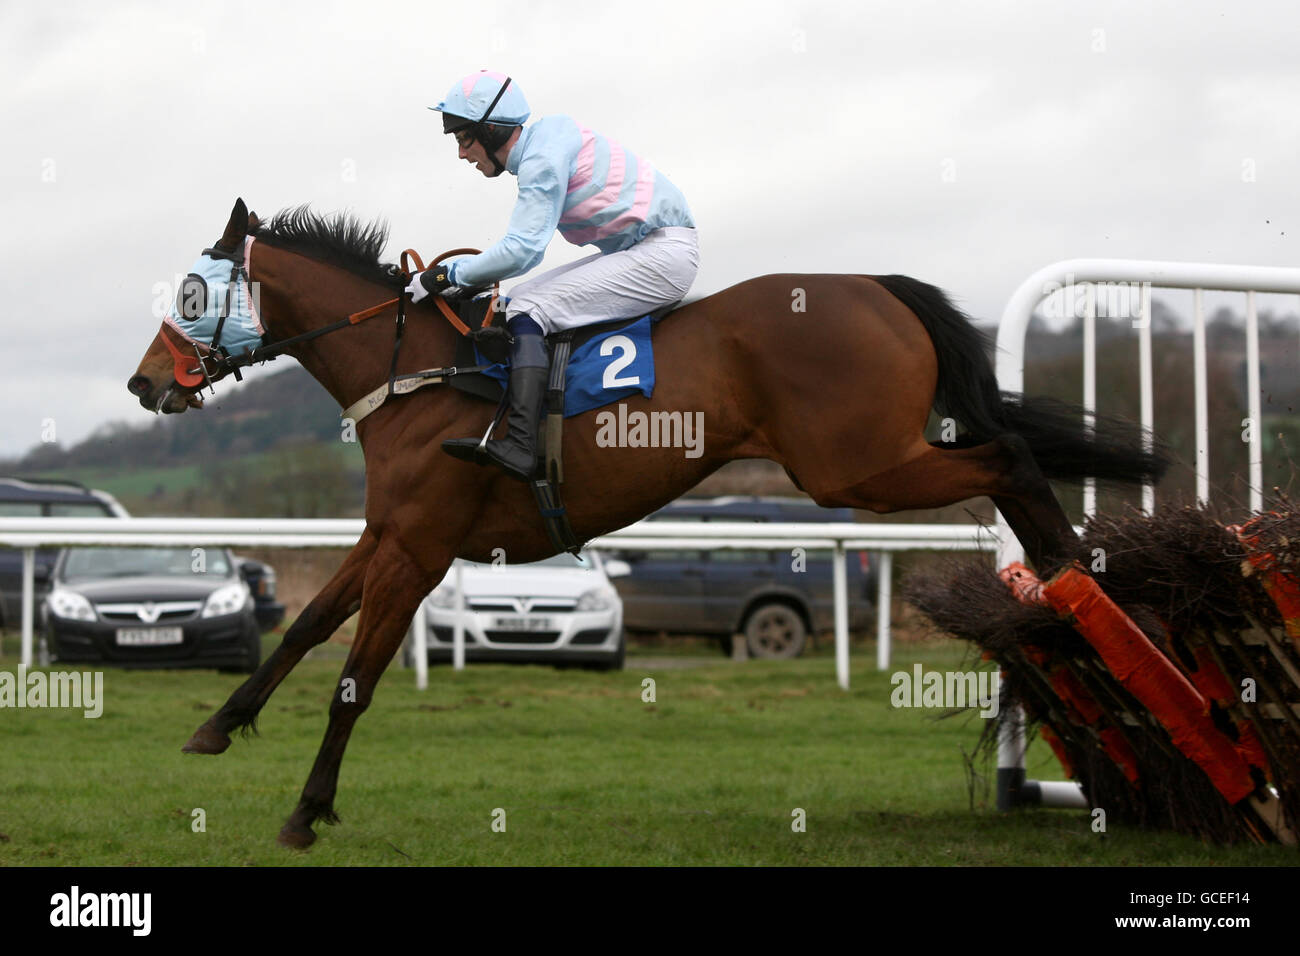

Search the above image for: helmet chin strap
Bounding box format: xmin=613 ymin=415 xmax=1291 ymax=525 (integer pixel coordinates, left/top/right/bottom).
xmin=473 ymin=76 xmax=514 ymax=176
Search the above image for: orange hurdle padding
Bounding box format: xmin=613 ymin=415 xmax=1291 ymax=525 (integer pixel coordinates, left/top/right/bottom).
xmin=1039 ymin=726 xmax=1075 ymax=779
xmin=1189 ymin=645 xmax=1238 ymax=703
xmin=1002 ymin=564 xmax=1141 ymax=784
xmin=1188 ymin=645 xmax=1270 ymax=775
xmin=1230 ymin=520 xmax=1300 ymax=643
xmin=1001 ymin=562 xmax=1046 ymax=606
xmin=1233 ymin=718 xmax=1270 ymax=775
xmin=1023 ymin=644 xmax=1142 ymax=784
xmin=1041 ymin=564 xmax=1255 ymax=806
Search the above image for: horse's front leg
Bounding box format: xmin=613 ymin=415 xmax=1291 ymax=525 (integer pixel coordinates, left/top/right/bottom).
xmin=183 ymin=526 xmax=379 ymax=755
xmin=277 ymin=535 xmax=444 ymax=849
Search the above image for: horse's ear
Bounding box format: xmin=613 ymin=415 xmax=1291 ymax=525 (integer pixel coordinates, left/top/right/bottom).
xmin=248 ymin=209 xmax=262 ymax=232
xmin=217 ymin=197 xmax=249 ymax=252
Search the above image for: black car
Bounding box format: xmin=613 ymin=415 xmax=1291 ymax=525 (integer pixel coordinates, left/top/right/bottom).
xmin=42 ymin=546 xmax=262 ymax=672
xmin=609 ymin=496 xmax=878 ymax=658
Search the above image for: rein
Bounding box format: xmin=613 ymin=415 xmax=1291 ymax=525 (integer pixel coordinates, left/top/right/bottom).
xmin=172 ymin=245 xmax=500 ymax=402
xmin=346 ymin=248 xmax=499 ymax=336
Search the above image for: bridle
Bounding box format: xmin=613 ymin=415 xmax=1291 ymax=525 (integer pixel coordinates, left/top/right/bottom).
xmin=160 ymin=242 xmax=500 ymax=403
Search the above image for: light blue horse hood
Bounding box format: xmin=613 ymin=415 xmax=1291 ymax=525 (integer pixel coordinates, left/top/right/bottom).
xmin=163 ymin=237 xmax=264 ymax=355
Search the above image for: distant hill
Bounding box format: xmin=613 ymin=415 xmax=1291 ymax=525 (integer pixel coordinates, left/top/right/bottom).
xmin=6 ymin=363 xmax=343 ymax=475
xmin=0 ymin=364 xmax=366 ymax=516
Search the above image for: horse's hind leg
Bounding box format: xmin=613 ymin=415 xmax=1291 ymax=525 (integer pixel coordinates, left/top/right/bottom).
xmin=278 ymin=536 xmax=440 ymax=849
xmin=183 ymin=527 xmax=379 ymax=755
xmin=809 ymin=434 xmax=1079 ymax=574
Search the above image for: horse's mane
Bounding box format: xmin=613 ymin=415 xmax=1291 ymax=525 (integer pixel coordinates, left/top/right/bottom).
xmin=249 ymin=205 xmax=403 ymax=287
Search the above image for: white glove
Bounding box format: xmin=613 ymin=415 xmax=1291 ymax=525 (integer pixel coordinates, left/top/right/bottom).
xmin=405 ymin=273 xmax=430 ymax=304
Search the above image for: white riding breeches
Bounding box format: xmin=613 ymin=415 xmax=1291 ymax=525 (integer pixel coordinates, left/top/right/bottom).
xmin=503 ymin=227 xmax=699 ymax=334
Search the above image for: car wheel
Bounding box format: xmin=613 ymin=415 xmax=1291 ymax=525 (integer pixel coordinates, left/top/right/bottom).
xmin=743 ymin=602 xmax=807 ymax=659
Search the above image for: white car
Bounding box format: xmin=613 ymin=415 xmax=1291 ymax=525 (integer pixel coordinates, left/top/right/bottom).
xmin=408 ymin=550 xmax=629 ymax=670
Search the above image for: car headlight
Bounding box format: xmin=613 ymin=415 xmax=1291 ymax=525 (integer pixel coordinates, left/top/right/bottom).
xmin=202 ymin=582 xmax=251 ymax=618
xmin=47 ymin=588 xmax=96 ymax=621
xmin=428 ymin=585 xmax=459 ymax=608
xmin=575 ymin=588 xmax=616 ymax=612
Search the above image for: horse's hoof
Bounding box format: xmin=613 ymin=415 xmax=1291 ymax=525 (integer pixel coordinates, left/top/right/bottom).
xmin=277 ymin=823 xmax=316 ymax=850
xmin=182 ymin=722 xmax=231 ymax=755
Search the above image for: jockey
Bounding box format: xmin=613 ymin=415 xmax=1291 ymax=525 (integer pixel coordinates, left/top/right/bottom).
xmin=407 ymin=70 xmax=699 ymax=481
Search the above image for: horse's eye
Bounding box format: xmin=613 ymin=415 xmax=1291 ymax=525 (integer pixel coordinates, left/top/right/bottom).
xmin=176 ymin=273 xmax=208 ymax=319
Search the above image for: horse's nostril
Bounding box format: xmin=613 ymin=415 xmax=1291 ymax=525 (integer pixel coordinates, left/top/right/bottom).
xmin=127 ymin=375 xmax=152 ymax=396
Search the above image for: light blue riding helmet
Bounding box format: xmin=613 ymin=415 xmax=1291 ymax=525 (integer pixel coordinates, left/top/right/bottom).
xmin=431 ymin=70 xmax=531 ymax=128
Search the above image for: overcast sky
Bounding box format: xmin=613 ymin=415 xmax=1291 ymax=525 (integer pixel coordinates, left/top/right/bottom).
xmin=2 ymin=0 xmax=1298 ymax=460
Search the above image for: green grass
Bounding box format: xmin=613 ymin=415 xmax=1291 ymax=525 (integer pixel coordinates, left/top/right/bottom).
xmin=0 ymin=636 xmax=1293 ymax=866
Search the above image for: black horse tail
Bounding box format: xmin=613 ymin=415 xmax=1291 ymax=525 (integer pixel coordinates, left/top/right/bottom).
xmin=871 ymin=274 xmax=1170 ymax=486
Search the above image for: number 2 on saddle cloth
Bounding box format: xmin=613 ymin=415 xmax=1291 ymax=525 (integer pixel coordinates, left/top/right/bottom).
xmin=455 ymin=294 xmax=659 ymax=418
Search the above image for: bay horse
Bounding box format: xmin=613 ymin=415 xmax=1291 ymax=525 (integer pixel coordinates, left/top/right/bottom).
xmin=128 ymin=199 xmax=1166 ymax=848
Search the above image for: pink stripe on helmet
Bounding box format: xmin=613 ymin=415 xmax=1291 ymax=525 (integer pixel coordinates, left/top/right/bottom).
xmin=462 ymin=70 xmax=509 ymax=100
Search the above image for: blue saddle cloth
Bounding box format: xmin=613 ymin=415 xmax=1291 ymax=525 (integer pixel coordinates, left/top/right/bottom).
xmin=471 ymin=313 xmax=659 ymax=417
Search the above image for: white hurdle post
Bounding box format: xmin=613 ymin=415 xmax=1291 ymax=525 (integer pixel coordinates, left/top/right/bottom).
xmin=994 ymin=258 xmax=1300 ymax=810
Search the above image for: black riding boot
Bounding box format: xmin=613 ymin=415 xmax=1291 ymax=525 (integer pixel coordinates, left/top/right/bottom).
xmin=442 ymin=325 xmax=549 ymax=481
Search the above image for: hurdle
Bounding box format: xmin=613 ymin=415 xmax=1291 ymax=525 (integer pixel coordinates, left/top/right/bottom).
xmin=993 ymin=259 xmax=1300 ymax=810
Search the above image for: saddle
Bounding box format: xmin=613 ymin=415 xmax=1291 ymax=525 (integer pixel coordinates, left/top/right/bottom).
xmin=448 ymin=295 xmax=680 ymax=556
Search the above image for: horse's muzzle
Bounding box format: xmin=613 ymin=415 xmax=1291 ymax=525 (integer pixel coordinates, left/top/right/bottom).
xmin=127 ymin=375 xmax=204 ymax=414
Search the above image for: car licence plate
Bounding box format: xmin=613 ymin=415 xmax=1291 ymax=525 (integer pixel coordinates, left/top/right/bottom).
xmin=115 ymin=627 xmax=184 ymax=646
xmin=492 ymin=616 xmax=553 ymax=631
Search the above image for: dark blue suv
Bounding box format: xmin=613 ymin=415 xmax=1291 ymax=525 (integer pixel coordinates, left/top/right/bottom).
xmin=609 ymin=496 xmax=877 ymax=658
